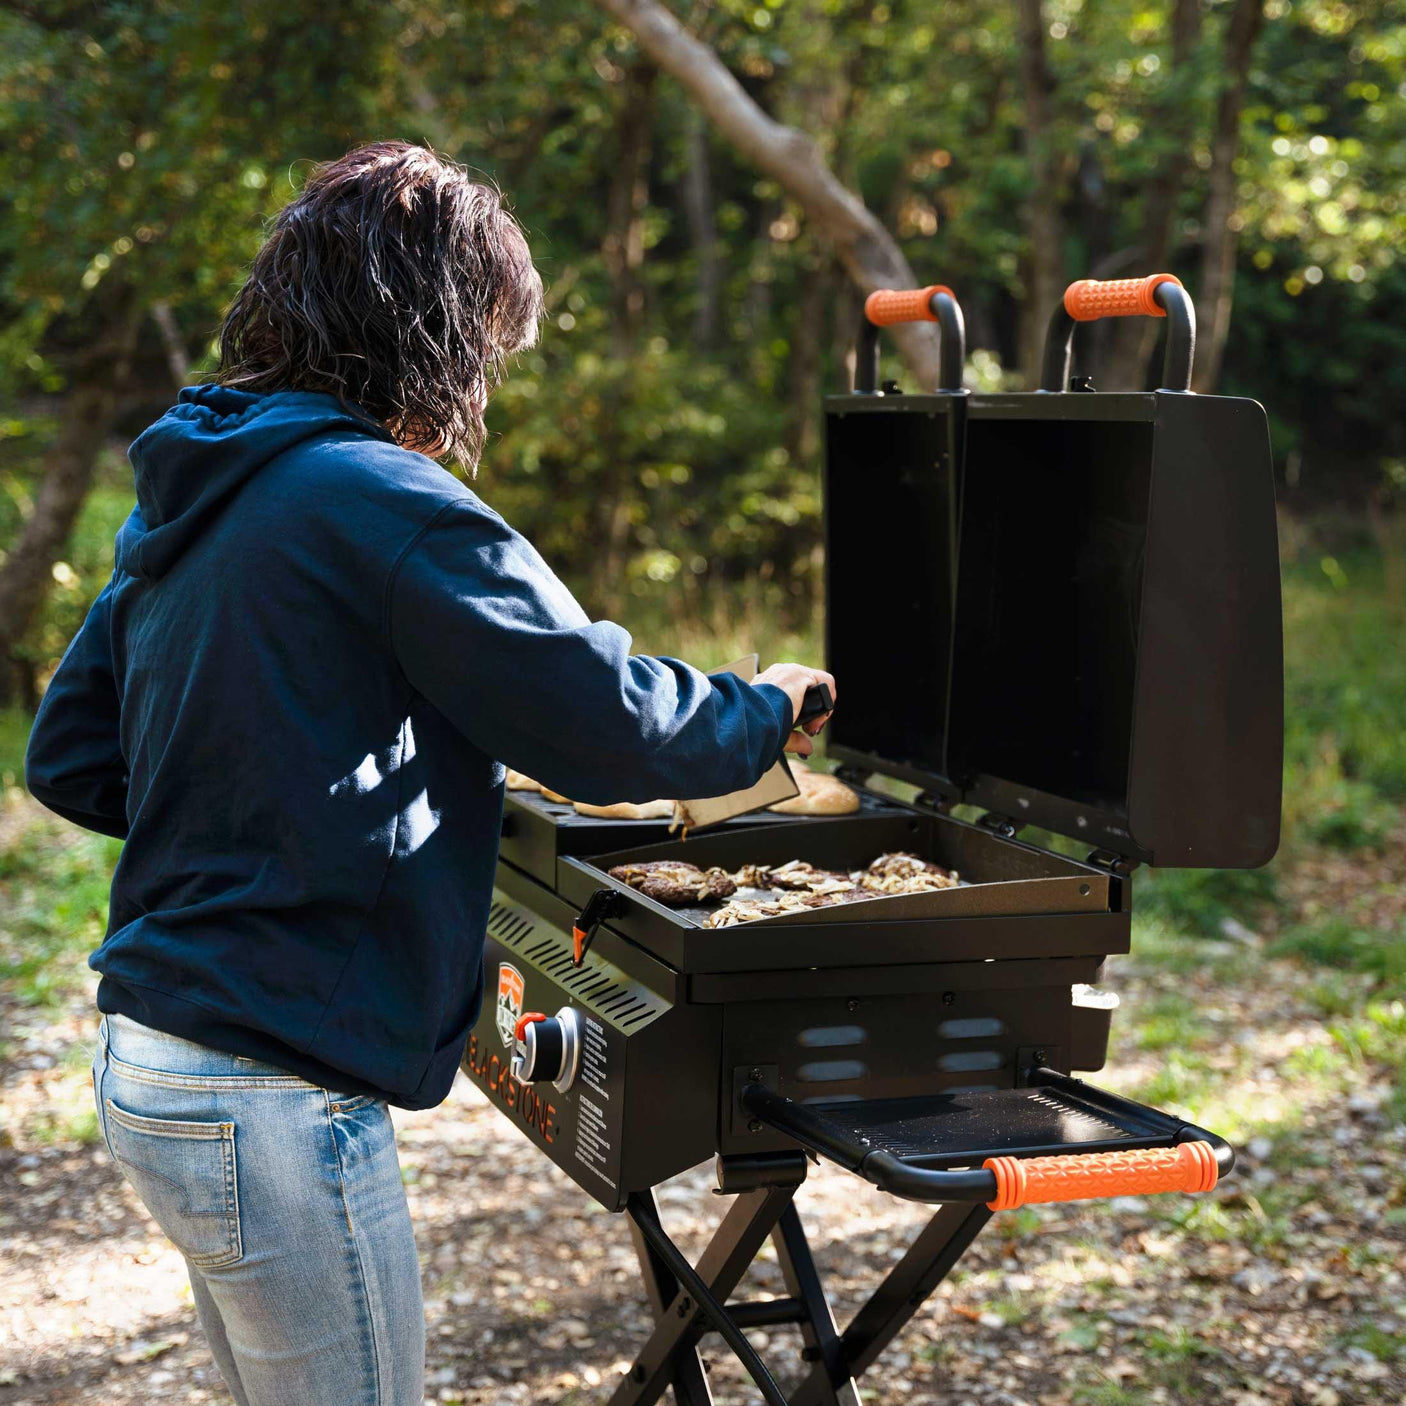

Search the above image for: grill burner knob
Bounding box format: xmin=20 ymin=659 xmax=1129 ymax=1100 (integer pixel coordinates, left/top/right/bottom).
xmin=510 ymin=1007 xmax=583 ymax=1092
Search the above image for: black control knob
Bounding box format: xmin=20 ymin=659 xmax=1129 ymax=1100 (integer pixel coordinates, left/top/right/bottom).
xmin=510 ymin=1007 xmax=582 ymax=1092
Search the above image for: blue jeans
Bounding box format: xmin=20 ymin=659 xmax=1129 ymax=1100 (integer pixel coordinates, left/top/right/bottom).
xmin=93 ymin=1014 xmax=425 ymax=1405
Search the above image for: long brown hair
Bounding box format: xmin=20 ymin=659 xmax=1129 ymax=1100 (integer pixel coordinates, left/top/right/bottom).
xmin=217 ymin=141 xmax=543 ymax=469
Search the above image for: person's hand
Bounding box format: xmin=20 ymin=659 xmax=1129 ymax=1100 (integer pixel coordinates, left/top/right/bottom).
xmin=752 ymin=663 xmax=837 ymax=757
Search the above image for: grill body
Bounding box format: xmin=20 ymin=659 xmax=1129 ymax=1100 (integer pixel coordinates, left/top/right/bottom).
xmin=456 ymin=311 xmax=1281 ymax=1399
xmin=464 ymin=792 xmax=1124 ymax=1212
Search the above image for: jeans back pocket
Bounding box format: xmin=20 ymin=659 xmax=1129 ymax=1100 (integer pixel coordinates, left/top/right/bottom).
xmin=105 ymin=1099 xmax=243 ymax=1268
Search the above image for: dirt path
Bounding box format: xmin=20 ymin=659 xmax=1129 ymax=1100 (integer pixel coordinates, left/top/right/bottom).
xmin=2 ymin=906 xmax=1403 ymax=1404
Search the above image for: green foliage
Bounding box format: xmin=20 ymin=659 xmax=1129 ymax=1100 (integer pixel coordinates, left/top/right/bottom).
xmin=1137 ymin=866 xmax=1280 ymax=940
xmin=10 ymin=467 xmax=134 ymax=689
xmin=0 ymin=705 xmax=29 ymax=789
xmin=1271 ymin=915 xmax=1406 ymax=990
xmin=1280 ymin=550 xmax=1406 ymax=807
xmin=0 ymin=1 xmax=409 ymax=384
xmin=0 ymin=816 xmax=120 ymax=1011
xmin=2 ymin=0 xmax=1403 ymax=671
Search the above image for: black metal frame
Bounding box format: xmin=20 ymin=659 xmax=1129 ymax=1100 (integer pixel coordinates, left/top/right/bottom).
xmin=610 ymin=1156 xmax=992 ymax=1406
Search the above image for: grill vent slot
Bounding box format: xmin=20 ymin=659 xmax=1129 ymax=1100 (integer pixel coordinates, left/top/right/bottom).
xmin=937 ymin=1050 xmax=1004 ymax=1073
xmin=484 ymin=894 xmax=668 ymax=1030
xmin=487 ymin=905 xmax=538 ymax=950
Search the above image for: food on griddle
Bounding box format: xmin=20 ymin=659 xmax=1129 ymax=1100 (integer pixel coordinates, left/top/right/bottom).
xmin=505 ymin=769 xmax=541 ymax=791
xmin=858 ymin=852 xmax=960 ymax=894
xmin=730 ymin=863 xmax=774 ymax=890
xmin=609 ymin=860 xmax=738 ymax=905
xmin=746 ymin=859 xmax=855 ymax=894
xmin=705 ymin=888 xmax=869 ymax=928
xmin=766 ymin=765 xmax=861 ymax=816
xmin=573 ymin=799 xmax=674 ymax=820
xmin=539 ymin=787 xmax=573 ymax=803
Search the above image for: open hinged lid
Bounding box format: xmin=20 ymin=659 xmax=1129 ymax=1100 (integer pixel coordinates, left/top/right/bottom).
xmin=823 ymin=388 xmax=1283 ymax=868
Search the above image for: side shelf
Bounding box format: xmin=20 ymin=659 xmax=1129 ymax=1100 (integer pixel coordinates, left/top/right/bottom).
xmin=742 ymin=1069 xmax=1234 ymax=1207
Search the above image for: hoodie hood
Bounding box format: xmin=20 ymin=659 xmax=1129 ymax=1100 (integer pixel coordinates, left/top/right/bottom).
xmin=117 ymin=385 xmax=391 ymax=580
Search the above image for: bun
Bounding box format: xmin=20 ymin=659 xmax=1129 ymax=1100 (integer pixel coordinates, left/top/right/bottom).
xmin=572 ymin=799 xmax=675 ymax=820
xmin=768 ymin=768 xmax=860 ymax=816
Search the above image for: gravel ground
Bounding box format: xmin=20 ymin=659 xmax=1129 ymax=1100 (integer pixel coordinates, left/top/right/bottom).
xmin=2 ymin=862 xmax=1404 ymax=1405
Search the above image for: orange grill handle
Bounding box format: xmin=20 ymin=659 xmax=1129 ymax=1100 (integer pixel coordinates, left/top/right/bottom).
xmin=1063 ymin=273 xmax=1182 ymax=322
xmin=984 ymin=1140 xmax=1218 ymax=1211
xmin=864 ymin=284 xmax=955 ymax=327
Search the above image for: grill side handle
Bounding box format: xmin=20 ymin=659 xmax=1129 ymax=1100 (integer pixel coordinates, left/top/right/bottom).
xmin=856 ymin=284 xmax=966 ymax=394
xmin=1040 ymin=273 xmax=1196 ymax=392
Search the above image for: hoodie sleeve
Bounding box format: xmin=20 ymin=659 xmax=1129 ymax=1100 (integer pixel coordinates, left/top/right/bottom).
xmin=25 ymin=577 xmax=130 ymax=839
xmin=388 ymin=503 xmax=793 ymax=805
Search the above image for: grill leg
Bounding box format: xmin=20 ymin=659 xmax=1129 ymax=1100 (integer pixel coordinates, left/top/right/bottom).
xmin=611 ymin=1181 xmax=801 ymax=1406
xmin=770 ymin=1205 xmax=861 ymax=1406
xmin=625 ymin=1190 xmax=714 ymax=1406
xmin=790 ymin=1202 xmax=991 ymax=1406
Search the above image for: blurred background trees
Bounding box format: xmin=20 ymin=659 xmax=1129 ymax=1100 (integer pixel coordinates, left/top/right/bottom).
xmin=0 ymin=0 xmax=1402 ymax=706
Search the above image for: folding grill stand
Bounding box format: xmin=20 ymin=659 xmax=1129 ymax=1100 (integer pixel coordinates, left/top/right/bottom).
xmin=612 ymin=1153 xmax=991 ymax=1406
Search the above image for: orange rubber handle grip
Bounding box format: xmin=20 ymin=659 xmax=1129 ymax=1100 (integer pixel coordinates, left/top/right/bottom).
xmin=865 ymin=284 xmax=955 ymax=327
xmin=984 ymin=1141 xmax=1218 ymax=1211
xmin=1063 ymin=273 xmax=1182 ymax=322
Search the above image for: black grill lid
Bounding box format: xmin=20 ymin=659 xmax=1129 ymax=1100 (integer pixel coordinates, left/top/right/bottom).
xmin=823 ymin=389 xmax=1282 ymax=869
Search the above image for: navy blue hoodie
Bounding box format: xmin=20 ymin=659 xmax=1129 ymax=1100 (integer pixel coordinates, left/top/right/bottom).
xmin=24 ymin=385 xmax=792 ymax=1108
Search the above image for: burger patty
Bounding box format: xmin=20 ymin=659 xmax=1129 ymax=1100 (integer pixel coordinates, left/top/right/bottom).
xmin=857 ymin=852 xmax=961 ymax=894
xmin=608 ymin=860 xmax=738 ymax=905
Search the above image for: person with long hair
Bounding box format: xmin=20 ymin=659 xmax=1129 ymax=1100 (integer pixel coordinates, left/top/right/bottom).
xmin=25 ymin=141 xmax=833 ymax=1406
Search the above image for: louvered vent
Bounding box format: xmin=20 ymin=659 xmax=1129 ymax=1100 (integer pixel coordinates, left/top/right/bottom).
xmin=485 ymin=898 xmax=666 ymax=1031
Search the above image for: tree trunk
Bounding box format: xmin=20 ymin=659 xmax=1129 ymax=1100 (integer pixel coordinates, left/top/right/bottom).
xmin=150 ymin=300 xmax=191 ymax=387
xmin=680 ymin=110 xmax=721 ymax=347
xmin=786 ymin=249 xmax=834 ymax=469
xmin=589 ymin=0 xmax=945 ymax=389
xmin=598 ymin=62 xmax=658 ymax=608
xmin=1192 ymin=0 xmax=1265 ymax=393
xmin=0 ymin=377 xmax=129 ymax=706
xmin=602 ymin=62 xmax=657 ymax=358
xmin=1016 ymin=0 xmax=1066 ymax=388
xmin=1103 ymin=0 xmax=1204 ymax=388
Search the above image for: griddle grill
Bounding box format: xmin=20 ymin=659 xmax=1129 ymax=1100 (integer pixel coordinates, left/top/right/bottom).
xmin=461 ymin=274 xmax=1282 ymax=1404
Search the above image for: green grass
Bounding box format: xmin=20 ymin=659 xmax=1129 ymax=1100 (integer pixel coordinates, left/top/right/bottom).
xmin=0 ymin=705 xmax=30 ymax=791
xmin=1135 ymin=544 xmax=1403 ymax=939
xmin=0 ymin=816 xmax=121 ymax=1015
xmin=1280 ymin=550 xmax=1406 ymax=808
xmin=1134 ymin=994 xmax=1215 ymax=1054
xmin=1270 ymin=914 xmax=1406 ymax=991
xmin=1070 ymin=1379 xmax=1143 ymax=1406
xmin=1336 ymin=1324 xmax=1406 ymax=1363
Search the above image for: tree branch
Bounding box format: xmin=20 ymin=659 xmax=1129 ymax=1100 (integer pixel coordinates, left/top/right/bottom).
xmin=1193 ymin=0 xmax=1265 ymax=393
xmin=588 ymin=0 xmax=945 ymax=389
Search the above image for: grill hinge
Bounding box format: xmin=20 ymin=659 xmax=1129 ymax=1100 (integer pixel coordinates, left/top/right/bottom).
xmin=833 ymin=764 xmax=873 ymax=789
xmin=976 ymin=811 xmax=1022 ymax=839
xmin=912 ymin=790 xmax=955 ymax=814
xmin=1085 ymin=848 xmax=1141 ymax=876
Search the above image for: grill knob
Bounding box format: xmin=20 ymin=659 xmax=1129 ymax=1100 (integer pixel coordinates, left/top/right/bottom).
xmin=510 ymin=1007 xmax=583 ymax=1092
